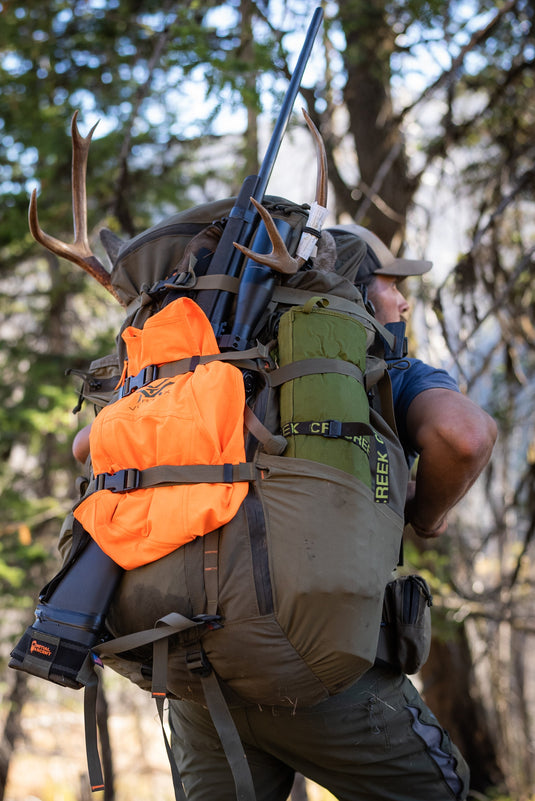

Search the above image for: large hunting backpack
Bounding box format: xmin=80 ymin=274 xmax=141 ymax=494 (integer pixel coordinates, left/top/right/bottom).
xmin=12 ymin=193 xmax=411 ymax=796
xmin=10 ymin=192 xmax=409 ymax=799
xmin=10 ymin=101 xmax=416 ymax=801
xmin=9 ymin=9 xmax=411 ymax=795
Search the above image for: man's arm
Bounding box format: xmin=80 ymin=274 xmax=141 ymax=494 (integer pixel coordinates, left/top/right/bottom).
xmin=403 ymin=388 xmax=497 ymax=538
xmin=73 ymin=422 xmax=92 ymax=464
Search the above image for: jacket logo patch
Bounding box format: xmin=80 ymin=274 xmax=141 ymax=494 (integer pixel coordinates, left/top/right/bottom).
xmin=128 ymin=378 xmax=174 ymax=408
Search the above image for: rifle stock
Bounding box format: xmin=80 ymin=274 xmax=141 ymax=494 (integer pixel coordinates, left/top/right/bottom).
xmin=196 ymin=6 xmax=324 ymax=337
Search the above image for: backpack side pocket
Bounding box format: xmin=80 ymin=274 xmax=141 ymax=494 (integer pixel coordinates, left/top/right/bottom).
xmin=376 ymin=574 xmax=433 ymax=674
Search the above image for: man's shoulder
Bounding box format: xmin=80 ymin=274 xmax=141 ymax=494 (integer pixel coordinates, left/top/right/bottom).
xmin=389 ymin=357 xmax=459 ymax=404
xmin=388 ymin=358 xmax=460 ymax=459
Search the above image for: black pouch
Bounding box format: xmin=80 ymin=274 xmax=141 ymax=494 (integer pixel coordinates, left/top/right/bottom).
xmin=9 ymin=524 xmax=123 ymax=689
xmin=376 ymin=574 xmax=433 ymax=674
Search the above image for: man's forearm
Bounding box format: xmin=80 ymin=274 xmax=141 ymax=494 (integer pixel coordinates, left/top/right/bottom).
xmin=404 ymin=388 xmax=497 ymax=537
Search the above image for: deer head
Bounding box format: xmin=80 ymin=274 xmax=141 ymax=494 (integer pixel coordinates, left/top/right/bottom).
xmin=29 ymin=111 xmax=125 ymax=306
xmin=232 ymin=108 xmax=328 ymax=275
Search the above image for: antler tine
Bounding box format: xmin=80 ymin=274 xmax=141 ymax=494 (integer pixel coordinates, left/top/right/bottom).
xmin=302 ymin=107 xmax=328 ymax=207
xmin=28 ymin=112 xmax=125 ymax=306
xmin=70 ymin=109 xmax=98 ymax=253
xmin=233 ymin=111 xmax=329 ymax=275
xmin=233 ymin=197 xmax=300 ymax=275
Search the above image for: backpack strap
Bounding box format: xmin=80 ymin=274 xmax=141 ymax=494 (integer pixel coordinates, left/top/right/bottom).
xmin=203 ymin=529 xmax=220 ymax=618
xmin=125 ymin=274 xmax=242 ymax=317
xmin=186 ymin=650 xmax=257 ymax=801
xmin=117 ymin=344 xmax=271 ymax=398
xmin=94 ymin=614 xmax=256 ymax=800
xmin=281 ymin=420 xmax=372 ymax=440
xmin=266 ymin=356 xmax=365 ymax=387
xmin=244 ymin=405 xmax=288 ymax=456
xmin=82 ymin=462 xmax=257 ymax=498
xmin=95 ymin=613 xmax=205 ymax=801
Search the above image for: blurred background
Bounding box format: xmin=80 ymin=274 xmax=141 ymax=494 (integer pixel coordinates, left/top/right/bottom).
xmin=0 ymin=1 xmax=534 ymax=799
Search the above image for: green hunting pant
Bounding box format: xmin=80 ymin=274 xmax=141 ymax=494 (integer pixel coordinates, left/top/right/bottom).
xmin=169 ymin=664 xmax=469 ymax=801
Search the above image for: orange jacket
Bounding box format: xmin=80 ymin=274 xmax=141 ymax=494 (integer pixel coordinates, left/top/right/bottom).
xmin=74 ymin=298 xmax=248 ymax=569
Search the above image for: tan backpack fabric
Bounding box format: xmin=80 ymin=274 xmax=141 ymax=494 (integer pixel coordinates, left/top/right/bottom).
xmin=10 ymin=195 xmax=409 ymax=798
xmin=74 ymin=197 xmax=409 ymax=709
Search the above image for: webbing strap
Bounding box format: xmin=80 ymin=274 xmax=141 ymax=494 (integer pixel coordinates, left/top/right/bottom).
xmin=88 ymin=462 xmax=257 ymax=497
xmin=203 ymin=530 xmax=220 ymax=618
xmin=365 ymin=356 xmax=387 ymax=393
xmin=94 ymin=611 xmax=202 ymax=660
xmin=192 ymin=274 xmax=241 ymax=293
xmin=371 ymin=431 xmax=390 ymax=504
xmin=96 ymin=612 xmax=204 ymax=801
xmin=199 ymin=669 xmax=257 ymax=801
xmin=376 ymin=369 xmax=398 ymax=435
xmin=154 ymin=694 xmax=188 ymax=801
xmin=266 ymin=357 xmax=364 ymax=388
xmin=83 ymin=669 xmax=105 ymax=793
xmin=281 ymin=420 xmax=372 ymax=440
xmin=125 ymin=275 xmax=242 ymax=317
xmin=119 ymin=345 xmax=268 ymax=398
xmin=244 ymin=406 xmax=287 ymax=455
xmin=94 ymin=612 xmax=201 ymax=801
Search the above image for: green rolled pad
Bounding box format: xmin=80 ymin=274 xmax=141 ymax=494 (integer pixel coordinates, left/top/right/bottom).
xmin=277 ymin=296 xmax=371 ymax=486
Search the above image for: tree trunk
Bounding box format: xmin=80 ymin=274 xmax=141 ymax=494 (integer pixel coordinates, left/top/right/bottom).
xmin=419 ymin=620 xmax=504 ymax=794
xmin=0 ymin=672 xmax=30 ymax=801
xmin=240 ymin=0 xmax=260 ymax=182
xmin=336 ymin=0 xmax=417 ymax=245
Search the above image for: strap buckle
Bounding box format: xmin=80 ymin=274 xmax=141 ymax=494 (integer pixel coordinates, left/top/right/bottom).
xmin=186 ymin=649 xmax=212 ymax=678
xmin=120 ymin=364 xmax=158 ymax=398
xmin=323 ymin=420 xmax=342 ymax=438
xmin=192 ymin=614 xmax=223 ymax=631
xmin=95 ymin=468 xmax=141 ymax=493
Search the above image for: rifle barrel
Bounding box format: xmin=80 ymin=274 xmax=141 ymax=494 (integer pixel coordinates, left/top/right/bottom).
xmin=197 ymin=7 xmax=324 ymax=336
xmin=254 ymin=6 xmax=324 ymax=202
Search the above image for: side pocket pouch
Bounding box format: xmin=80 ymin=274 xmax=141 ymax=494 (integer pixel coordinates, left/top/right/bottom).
xmin=376 ymin=575 xmax=433 ymax=674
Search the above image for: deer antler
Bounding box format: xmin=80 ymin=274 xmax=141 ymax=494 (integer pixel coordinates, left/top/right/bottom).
xmin=233 ymin=108 xmax=328 ymax=274
xmin=29 ymin=111 xmax=125 ymax=306
xmin=302 ymin=107 xmax=328 ymax=208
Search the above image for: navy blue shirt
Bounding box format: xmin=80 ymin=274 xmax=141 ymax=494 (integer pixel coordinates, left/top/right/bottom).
xmin=388 ymin=358 xmax=460 ymax=463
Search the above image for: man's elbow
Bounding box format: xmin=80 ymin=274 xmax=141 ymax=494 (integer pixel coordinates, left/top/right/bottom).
xmin=442 ymin=409 xmax=497 ymax=471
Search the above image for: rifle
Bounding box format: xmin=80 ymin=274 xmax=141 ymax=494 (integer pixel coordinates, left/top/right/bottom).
xmin=196 ymin=6 xmax=324 ymax=339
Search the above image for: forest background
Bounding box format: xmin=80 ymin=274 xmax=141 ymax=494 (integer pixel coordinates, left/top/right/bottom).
xmin=0 ymin=1 xmax=534 ymax=800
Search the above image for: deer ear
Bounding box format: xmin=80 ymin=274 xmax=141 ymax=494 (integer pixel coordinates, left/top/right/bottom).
xmin=99 ymin=228 xmax=124 ymax=267
xmin=313 ymin=229 xmax=336 ymax=273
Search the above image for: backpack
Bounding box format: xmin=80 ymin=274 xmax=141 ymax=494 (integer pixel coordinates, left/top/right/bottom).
xmin=10 ymin=192 xmax=409 ymax=798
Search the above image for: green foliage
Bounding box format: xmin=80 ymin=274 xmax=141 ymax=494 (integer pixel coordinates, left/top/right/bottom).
xmin=0 ymin=2 xmax=534 ymax=794
xmin=0 ymin=0 xmax=291 ymax=247
xmin=401 ymin=538 xmax=465 ymax=642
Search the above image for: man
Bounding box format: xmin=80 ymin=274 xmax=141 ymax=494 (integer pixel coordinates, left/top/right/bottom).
xmin=331 ymin=224 xmax=497 ymax=538
xmin=168 ymin=224 xmax=497 ymax=801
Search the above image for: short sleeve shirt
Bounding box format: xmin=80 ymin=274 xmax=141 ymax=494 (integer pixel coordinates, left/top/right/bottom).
xmin=388 ymin=357 xmax=460 ymax=462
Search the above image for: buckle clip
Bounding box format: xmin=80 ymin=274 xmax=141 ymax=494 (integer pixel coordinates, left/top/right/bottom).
xmin=186 ymin=649 xmax=212 ymax=678
xmin=120 ymin=364 xmax=158 ymax=398
xmin=96 ymin=468 xmax=141 ymax=493
xmin=323 ymin=420 xmax=342 ymax=438
xmin=192 ymin=614 xmax=223 ymax=631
